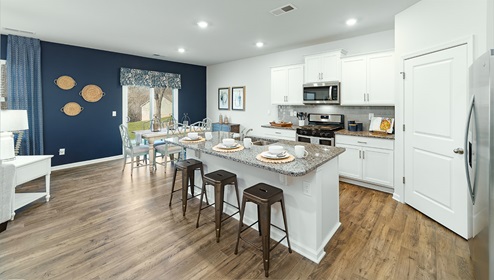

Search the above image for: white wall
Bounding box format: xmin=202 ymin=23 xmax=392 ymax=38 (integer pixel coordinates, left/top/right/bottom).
xmin=206 ymin=30 xmax=394 ymax=136
xmin=393 ymin=0 xmax=489 ymax=202
xmin=489 ymin=0 xmax=494 ymax=49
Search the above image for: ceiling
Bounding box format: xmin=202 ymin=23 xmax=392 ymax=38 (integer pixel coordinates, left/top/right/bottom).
xmin=1 ymin=0 xmax=420 ymax=66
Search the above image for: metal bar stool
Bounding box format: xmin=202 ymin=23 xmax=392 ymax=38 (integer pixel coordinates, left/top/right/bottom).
xmin=170 ymin=158 xmax=205 ymax=216
xmin=196 ymin=169 xmax=241 ymax=243
xmin=234 ymin=183 xmax=292 ymax=277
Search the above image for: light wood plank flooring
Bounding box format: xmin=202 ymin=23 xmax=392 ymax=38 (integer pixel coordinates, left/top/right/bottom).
xmin=0 ymin=159 xmax=473 ymax=279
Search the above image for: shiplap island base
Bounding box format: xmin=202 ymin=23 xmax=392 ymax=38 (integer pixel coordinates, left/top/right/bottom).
xmin=164 ymin=133 xmax=345 ymax=263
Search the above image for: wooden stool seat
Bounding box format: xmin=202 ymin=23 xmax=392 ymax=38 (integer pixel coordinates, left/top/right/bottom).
xmin=170 ymin=159 xmax=205 ymax=216
xmin=235 ymin=183 xmax=292 ymax=277
xmin=196 ymin=169 xmax=240 ymax=243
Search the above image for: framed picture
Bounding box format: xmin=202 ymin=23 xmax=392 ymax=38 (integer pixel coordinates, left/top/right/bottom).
xmin=231 ymin=86 xmax=245 ymax=111
xmin=218 ymin=87 xmax=230 ymax=110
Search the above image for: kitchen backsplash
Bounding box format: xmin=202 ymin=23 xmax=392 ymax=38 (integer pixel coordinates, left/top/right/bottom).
xmin=277 ymin=105 xmax=395 ymax=131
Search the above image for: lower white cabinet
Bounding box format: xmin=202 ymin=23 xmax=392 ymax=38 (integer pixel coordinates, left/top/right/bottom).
xmin=264 ymin=128 xmax=296 ymax=141
xmin=336 ymin=135 xmax=394 ymax=191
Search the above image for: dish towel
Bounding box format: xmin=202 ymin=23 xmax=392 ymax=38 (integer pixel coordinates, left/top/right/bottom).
xmin=0 ymin=162 xmax=16 ymax=224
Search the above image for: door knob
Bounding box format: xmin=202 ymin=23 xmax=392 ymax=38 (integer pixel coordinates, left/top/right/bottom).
xmin=453 ymin=148 xmax=464 ymax=154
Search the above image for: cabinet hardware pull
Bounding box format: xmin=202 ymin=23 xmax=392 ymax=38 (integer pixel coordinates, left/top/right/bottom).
xmin=359 ymin=150 xmax=361 ymax=159
xmin=362 ymin=151 xmax=365 ymax=159
xmin=364 ymin=93 xmax=366 ymax=102
xmin=367 ymin=93 xmax=369 ymax=102
xmin=357 ymin=141 xmax=367 ymax=144
xmin=275 ymin=132 xmax=281 ymax=134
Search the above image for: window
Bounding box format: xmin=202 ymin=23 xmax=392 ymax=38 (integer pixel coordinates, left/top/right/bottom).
xmin=122 ymin=86 xmax=178 ymax=139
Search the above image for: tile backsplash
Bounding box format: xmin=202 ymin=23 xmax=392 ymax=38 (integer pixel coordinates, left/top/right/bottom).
xmin=277 ymin=105 xmax=395 ymax=131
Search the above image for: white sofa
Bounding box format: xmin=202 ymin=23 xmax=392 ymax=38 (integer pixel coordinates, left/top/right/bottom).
xmin=0 ymin=162 xmax=15 ymax=232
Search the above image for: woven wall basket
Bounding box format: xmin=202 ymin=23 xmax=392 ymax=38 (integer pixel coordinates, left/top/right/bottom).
xmin=54 ymin=75 xmax=77 ymax=90
xmin=80 ymin=84 xmax=105 ymax=102
xmin=61 ymin=102 xmax=84 ymax=116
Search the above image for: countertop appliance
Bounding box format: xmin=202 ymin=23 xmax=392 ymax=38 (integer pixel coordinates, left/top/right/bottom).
xmin=466 ymin=49 xmax=494 ymax=280
xmin=303 ymin=81 xmax=340 ymax=105
xmin=296 ymin=113 xmax=344 ymax=146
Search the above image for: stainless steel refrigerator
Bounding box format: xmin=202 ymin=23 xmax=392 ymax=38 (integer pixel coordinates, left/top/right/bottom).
xmin=467 ymin=49 xmax=494 ymax=280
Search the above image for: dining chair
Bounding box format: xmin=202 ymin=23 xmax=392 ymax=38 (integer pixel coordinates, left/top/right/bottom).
xmin=119 ymin=124 xmax=150 ymax=176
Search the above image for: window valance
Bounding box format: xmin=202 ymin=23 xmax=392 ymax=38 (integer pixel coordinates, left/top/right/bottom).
xmin=119 ymin=67 xmax=181 ymax=89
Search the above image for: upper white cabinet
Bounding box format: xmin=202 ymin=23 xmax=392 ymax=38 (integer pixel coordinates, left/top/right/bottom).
xmin=271 ymin=64 xmax=304 ymax=105
xmin=341 ymin=51 xmax=395 ymax=106
xmin=304 ymin=50 xmax=346 ymax=83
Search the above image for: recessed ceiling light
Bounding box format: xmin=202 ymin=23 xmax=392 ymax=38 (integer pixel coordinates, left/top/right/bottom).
xmin=256 ymin=42 xmax=264 ymax=48
xmin=346 ymin=18 xmax=357 ymax=26
xmin=197 ymin=21 xmax=208 ymax=28
xmin=178 ymin=48 xmax=185 ymax=53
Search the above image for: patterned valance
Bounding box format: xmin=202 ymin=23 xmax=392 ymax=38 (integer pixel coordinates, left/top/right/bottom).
xmin=119 ymin=67 xmax=181 ymax=89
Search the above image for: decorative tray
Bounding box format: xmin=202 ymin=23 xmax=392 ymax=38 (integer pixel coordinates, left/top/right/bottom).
xmin=269 ymin=122 xmax=292 ymax=127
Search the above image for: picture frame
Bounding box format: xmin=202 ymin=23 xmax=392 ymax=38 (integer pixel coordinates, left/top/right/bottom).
xmin=218 ymin=87 xmax=230 ymax=110
xmin=231 ymin=86 xmax=245 ymax=111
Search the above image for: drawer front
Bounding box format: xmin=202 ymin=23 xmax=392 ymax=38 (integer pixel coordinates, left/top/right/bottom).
xmin=265 ymin=129 xmax=296 ymax=140
xmin=335 ymin=135 xmax=394 ymax=150
xmin=15 ymin=160 xmax=50 ymax=186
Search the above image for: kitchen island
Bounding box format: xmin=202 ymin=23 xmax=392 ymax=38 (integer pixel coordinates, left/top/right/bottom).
xmin=162 ymin=132 xmax=345 ymax=263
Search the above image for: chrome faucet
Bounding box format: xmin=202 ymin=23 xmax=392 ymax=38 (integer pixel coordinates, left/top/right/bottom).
xmin=240 ymin=128 xmax=253 ymax=140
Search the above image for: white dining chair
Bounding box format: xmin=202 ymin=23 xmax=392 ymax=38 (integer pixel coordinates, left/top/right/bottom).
xmin=119 ymin=124 xmax=150 ymax=176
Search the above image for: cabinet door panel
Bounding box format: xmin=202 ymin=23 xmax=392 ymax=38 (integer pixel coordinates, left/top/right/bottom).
xmin=304 ymin=56 xmax=321 ymax=83
xmin=367 ymin=52 xmax=395 ymax=105
xmin=336 ymin=143 xmax=362 ymax=180
xmin=362 ymin=147 xmax=394 ymax=187
xmin=287 ymin=65 xmax=304 ymax=105
xmin=321 ymin=53 xmax=339 ymax=81
xmin=341 ymin=56 xmax=367 ymax=105
xmin=271 ymin=67 xmax=288 ymax=104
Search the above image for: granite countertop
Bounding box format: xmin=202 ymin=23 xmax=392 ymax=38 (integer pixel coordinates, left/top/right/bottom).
xmin=261 ymin=124 xmax=299 ymax=130
xmin=162 ymin=132 xmax=345 ymax=177
xmin=335 ymin=129 xmax=395 ymax=140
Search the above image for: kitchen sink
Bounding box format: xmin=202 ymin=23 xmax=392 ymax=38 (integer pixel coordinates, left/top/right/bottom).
xmin=252 ymin=140 xmax=273 ymax=146
xmin=249 ymin=138 xmax=277 ymax=146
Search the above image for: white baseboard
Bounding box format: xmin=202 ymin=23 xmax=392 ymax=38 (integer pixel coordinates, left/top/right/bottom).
xmin=51 ymin=155 xmax=123 ymax=171
xmin=339 ymin=177 xmax=394 ymax=194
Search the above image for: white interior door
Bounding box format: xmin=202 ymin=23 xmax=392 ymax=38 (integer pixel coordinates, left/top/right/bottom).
xmin=404 ymin=44 xmax=470 ymax=238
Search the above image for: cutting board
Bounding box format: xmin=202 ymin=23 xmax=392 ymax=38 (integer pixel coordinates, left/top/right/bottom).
xmin=369 ymin=117 xmax=394 ymax=133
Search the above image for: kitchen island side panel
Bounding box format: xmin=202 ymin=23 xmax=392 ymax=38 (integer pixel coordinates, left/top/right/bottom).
xmin=186 ymin=148 xmax=340 ymax=263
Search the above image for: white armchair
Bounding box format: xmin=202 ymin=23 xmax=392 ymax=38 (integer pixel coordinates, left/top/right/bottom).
xmin=0 ymin=162 xmax=15 ymax=233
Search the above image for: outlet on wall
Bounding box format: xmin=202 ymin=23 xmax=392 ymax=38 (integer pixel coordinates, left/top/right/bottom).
xmin=59 ymin=148 xmax=65 ymax=156
xmin=369 ymin=113 xmax=374 ymax=120
xmin=112 ymin=111 xmax=117 ymax=117
xmin=303 ymin=181 xmax=311 ymax=196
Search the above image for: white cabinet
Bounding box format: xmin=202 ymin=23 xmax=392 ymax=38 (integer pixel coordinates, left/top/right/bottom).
xmin=304 ymin=50 xmax=345 ymax=83
xmin=341 ymin=51 xmax=395 ymax=106
xmin=271 ymin=64 xmax=304 ymax=105
xmin=264 ymin=128 xmax=296 ymax=141
xmin=336 ymin=135 xmax=394 ymax=190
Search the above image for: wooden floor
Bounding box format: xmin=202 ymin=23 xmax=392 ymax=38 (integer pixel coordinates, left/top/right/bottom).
xmin=0 ymin=159 xmax=473 ymax=279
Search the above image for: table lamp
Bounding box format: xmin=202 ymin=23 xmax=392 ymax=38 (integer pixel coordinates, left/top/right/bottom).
xmin=0 ymin=110 xmax=29 ymax=161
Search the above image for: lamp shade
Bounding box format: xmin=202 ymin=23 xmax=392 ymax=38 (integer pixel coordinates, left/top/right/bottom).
xmin=0 ymin=110 xmax=29 ymax=132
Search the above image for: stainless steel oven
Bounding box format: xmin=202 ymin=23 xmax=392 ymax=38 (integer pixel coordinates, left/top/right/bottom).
xmin=296 ymin=113 xmax=344 ymax=146
xmin=296 ymin=135 xmax=334 ymax=146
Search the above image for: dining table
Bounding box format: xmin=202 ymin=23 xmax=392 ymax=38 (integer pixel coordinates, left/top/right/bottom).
xmin=133 ymin=126 xmax=210 ymax=172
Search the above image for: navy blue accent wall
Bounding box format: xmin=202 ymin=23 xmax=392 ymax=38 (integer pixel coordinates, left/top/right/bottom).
xmin=1 ymin=35 xmax=206 ymax=166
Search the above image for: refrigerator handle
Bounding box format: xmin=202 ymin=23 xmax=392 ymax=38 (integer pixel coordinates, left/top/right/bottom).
xmin=464 ymin=94 xmax=477 ymax=204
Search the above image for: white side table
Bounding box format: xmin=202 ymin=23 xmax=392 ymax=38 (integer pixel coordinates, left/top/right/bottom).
xmin=10 ymin=155 xmax=53 ymax=220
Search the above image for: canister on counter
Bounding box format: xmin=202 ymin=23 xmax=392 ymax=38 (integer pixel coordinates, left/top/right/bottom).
xmin=348 ymin=120 xmax=355 ymax=130
xmin=348 ymin=123 xmax=358 ymax=131
xmin=356 ymin=122 xmax=363 ymax=131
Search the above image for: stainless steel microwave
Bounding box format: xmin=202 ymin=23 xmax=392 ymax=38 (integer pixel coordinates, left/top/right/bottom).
xmin=303 ymin=81 xmax=340 ymax=105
